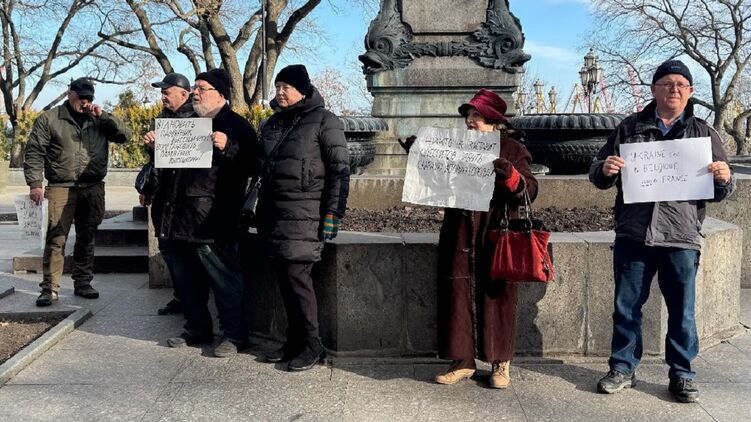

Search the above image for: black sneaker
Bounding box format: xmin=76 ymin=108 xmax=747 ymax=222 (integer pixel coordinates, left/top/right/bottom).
xmin=669 ymin=378 xmax=699 ymax=403
xmin=157 ymin=299 xmax=183 ymax=315
xmin=288 ymin=337 xmax=325 ymax=372
xmin=167 ymin=332 xmax=213 ymax=348
xmin=36 ymin=290 xmax=58 ymax=307
xmin=265 ymin=341 xmax=302 ymax=363
xmin=74 ymin=285 xmax=99 ymax=299
xmin=597 ymin=369 xmax=637 ymax=394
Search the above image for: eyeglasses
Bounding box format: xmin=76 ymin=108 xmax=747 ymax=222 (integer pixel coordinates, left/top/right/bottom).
xmin=192 ymin=85 xmax=216 ymax=92
xmin=654 ymin=83 xmax=691 ymax=91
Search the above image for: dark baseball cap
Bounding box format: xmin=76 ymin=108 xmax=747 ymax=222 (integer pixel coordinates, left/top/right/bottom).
xmin=69 ymin=78 xmax=95 ymax=97
xmin=151 ymin=72 xmax=191 ymax=91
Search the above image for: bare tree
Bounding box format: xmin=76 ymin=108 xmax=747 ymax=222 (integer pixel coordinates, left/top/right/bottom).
xmin=589 ymin=0 xmax=751 ymax=153
xmin=0 ymin=0 xmax=149 ymax=165
xmin=97 ymin=0 xmax=377 ymax=109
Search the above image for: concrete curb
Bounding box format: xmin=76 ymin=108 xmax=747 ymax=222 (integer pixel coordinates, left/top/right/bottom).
xmin=0 ymin=286 xmax=13 ymax=299
xmin=0 ymin=308 xmax=92 ymax=386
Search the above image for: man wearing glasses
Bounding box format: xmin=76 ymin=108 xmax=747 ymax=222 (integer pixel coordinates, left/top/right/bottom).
xmin=24 ymin=77 xmax=131 ymax=307
xmin=590 ymin=60 xmax=734 ymax=403
xmin=150 ymin=69 xmax=257 ymax=358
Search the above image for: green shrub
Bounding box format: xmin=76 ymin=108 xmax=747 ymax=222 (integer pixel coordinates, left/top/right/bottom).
xmin=236 ymin=104 xmax=273 ymax=131
xmin=0 ymin=110 xmax=41 ymax=166
xmin=110 ymin=104 xmax=161 ymax=168
xmin=4 ymin=102 xmax=272 ymax=168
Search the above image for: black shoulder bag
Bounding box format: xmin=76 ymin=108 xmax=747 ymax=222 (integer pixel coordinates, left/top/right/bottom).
xmin=242 ymin=117 xmax=300 ymax=228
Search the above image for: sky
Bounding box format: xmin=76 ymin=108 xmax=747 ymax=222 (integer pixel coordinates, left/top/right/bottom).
xmin=39 ymin=0 xmax=596 ymax=112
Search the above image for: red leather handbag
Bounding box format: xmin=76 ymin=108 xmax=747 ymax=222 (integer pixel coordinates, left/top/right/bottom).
xmin=488 ymin=188 xmax=554 ymax=283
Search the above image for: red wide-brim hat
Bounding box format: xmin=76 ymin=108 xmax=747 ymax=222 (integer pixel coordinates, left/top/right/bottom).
xmin=458 ymin=88 xmax=508 ymax=123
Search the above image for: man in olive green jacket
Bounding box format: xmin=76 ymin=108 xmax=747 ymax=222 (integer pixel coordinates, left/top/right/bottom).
xmin=24 ymin=78 xmax=131 ymax=306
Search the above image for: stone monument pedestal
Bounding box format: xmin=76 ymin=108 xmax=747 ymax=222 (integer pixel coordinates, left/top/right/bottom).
xmin=360 ymin=0 xmax=529 ymax=175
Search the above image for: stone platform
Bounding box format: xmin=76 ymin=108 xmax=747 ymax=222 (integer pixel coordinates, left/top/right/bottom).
xmin=347 ymin=174 xmax=751 ymax=288
xmin=149 ymin=215 xmax=742 ymax=357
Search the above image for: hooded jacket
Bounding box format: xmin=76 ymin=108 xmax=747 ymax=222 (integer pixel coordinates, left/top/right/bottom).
xmin=24 ymin=101 xmax=131 ymax=188
xmin=589 ymin=99 xmax=735 ymax=249
xmin=256 ymin=87 xmax=350 ymax=262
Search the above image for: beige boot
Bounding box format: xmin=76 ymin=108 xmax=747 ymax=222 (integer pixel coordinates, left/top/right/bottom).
xmin=434 ymin=359 xmax=476 ymax=385
xmin=490 ymin=361 xmax=510 ymax=389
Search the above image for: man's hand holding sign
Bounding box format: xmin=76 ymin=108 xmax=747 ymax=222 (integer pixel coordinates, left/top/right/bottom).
xmin=603 ymin=138 xmax=731 ymax=204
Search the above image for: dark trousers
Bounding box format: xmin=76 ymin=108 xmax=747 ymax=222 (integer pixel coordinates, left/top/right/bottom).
xmin=158 ymin=238 xmax=182 ymax=303
xmin=160 ymin=239 xmax=247 ymax=343
xmin=272 ymin=259 xmax=319 ymax=342
xmin=609 ymin=238 xmax=700 ymax=380
xmin=41 ymin=183 xmax=105 ymax=292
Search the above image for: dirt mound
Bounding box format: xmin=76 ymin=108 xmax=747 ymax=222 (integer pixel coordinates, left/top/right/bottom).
xmin=342 ymin=206 xmax=614 ymax=233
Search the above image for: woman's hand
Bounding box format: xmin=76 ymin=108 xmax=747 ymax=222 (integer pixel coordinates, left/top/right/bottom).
xmin=397 ymin=135 xmax=416 ymax=153
xmin=320 ymin=212 xmax=339 ymax=241
xmin=493 ymin=158 xmax=521 ymax=192
xmin=493 ymin=158 xmax=514 ymax=180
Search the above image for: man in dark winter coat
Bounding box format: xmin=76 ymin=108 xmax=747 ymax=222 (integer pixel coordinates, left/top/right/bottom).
xmin=149 ymin=69 xmax=257 ymax=358
xmin=257 ymin=64 xmax=349 ymax=371
xmin=141 ymin=72 xmax=194 ymax=316
xmin=591 ymin=60 xmax=734 ymax=403
xmin=24 ymin=77 xmax=131 ymax=307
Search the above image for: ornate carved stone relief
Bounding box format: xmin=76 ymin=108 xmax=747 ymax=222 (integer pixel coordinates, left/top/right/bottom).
xmin=359 ymin=0 xmax=531 ymax=74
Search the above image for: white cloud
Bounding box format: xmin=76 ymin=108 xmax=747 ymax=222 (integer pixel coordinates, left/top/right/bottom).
xmin=524 ymin=41 xmax=580 ymax=64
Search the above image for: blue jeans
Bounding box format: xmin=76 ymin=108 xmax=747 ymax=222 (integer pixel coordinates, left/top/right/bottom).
xmin=609 ymin=238 xmax=700 ymax=380
xmin=160 ymin=239 xmax=247 ymax=344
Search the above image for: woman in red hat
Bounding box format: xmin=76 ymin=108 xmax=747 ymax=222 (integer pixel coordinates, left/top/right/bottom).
xmin=401 ymin=88 xmax=538 ymax=389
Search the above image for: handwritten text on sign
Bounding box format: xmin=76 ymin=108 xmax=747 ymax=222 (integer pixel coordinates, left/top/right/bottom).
xmin=14 ymin=195 xmax=48 ymax=250
xmin=154 ymin=118 xmax=213 ymax=168
xmin=619 ymin=137 xmax=713 ymax=204
xmin=402 ymin=127 xmax=500 ymax=211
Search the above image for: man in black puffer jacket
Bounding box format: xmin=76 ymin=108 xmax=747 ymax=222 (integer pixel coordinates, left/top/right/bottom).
xmin=141 ymin=72 xmax=195 ymax=316
xmin=149 ymin=69 xmax=257 ymax=358
xmin=256 ymin=64 xmax=349 ymax=371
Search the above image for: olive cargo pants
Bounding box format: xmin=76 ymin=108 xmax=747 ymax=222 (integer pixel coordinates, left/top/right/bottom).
xmin=41 ymin=183 xmax=105 ymax=292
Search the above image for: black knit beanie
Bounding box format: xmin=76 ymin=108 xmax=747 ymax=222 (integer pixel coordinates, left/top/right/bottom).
xmin=195 ymin=68 xmax=231 ymax=100
xmin=275 ymin=64 xmax=311 ymax=96
xmin=652 ymin=60 xmax=693 ymax=86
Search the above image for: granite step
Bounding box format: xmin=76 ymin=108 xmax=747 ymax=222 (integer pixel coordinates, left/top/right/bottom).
xmin=12 ymin=246 xmax=148 ymax=274
xmin=11 ymin=211 xmax=149 ymax=274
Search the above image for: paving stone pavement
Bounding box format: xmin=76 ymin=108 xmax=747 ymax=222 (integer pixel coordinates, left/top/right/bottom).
xmin=0 ymin=189 xmax=749 ymax=421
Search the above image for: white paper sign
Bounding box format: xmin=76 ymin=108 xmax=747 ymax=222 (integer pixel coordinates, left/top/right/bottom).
xmin=14 ymin=195 xmax=48 ymax=250
xmin=154 ymin=118 xmax=213 ymax=168
xmin=620 ymin=137 xmax=714 ymax=204
xmin=401 ymin=127 xmax=500 ymax=211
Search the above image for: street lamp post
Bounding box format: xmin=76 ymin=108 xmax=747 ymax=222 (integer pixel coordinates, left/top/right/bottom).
xmin=260 ymin=0 xmax=267 ymax=107
xmin=579 ymin=48 xmax=601 ymax=113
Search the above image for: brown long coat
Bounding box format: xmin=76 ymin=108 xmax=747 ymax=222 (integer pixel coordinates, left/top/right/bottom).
xmin=437 ymin=135 xmax=538 ymax=362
